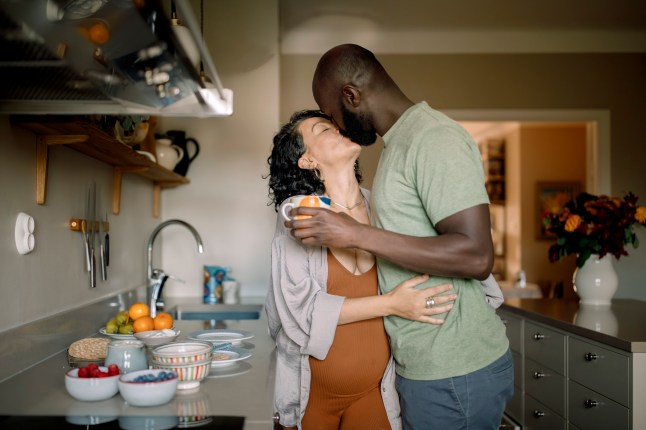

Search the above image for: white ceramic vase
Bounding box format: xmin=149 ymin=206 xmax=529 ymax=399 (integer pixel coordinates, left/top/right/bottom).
xmin=572 ymin=254 xmax=618 ymax=306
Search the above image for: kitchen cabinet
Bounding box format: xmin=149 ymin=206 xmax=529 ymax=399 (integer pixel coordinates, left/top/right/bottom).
xmin=11 ymin=116 xmax=189 ymax=218
xmin=498 ymin=299 xmax=646 ymax=430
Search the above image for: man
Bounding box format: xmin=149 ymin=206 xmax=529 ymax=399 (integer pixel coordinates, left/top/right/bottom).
xmin=288 ymin=43 xmax=513 ymax=430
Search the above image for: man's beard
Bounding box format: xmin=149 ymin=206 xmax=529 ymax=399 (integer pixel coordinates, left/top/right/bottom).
xmin=339 ymin=102 xmax=377 ymax=146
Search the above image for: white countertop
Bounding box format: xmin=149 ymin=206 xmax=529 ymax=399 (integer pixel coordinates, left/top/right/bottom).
xmin=0 ymin=299 xmax=277 ymax=430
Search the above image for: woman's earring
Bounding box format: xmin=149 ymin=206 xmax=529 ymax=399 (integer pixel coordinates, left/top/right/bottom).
xmin=313 ymin=169 xmax=321 ymax=181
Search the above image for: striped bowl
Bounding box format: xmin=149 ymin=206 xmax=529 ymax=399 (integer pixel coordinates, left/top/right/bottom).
xmin=151 ymin=359 xmax=212 ymax=390
xmin=151 ymin=341 xmax=212 ymax=365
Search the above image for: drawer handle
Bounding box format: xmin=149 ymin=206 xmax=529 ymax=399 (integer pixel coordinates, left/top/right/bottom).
xmin=584 ymin=399 xmax=599 ymax=408
xmin=533 ymin=410 xmax=545 ymax=418
xmin=584 ymin=352 xmax=598 ymax=361
xmin=533 ymin=371 xmax=545 ymax=379
xmin=533 ymin=333 xmax=545 ymax=341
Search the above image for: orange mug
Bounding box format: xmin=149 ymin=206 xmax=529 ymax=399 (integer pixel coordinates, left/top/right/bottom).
xmin=281 ymin=195 xmax=331 ymax=220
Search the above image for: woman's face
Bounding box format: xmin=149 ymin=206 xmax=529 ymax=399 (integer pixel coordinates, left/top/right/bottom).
xmin=298 ymin=116 xmax=360 ymax=170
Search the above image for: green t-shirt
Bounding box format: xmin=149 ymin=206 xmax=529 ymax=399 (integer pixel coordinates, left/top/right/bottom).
xmin=372 ymin=102 xmax=509 ymax=380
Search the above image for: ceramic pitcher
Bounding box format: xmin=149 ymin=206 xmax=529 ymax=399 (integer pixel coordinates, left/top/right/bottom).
xmin=165 ymin=130 xmax=200 ymax=176
xmin=155 ymin=138 xmax=184 ymax=171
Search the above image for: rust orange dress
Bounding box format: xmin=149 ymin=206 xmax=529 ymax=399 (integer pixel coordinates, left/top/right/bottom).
xmin=300 ymin=250 xmax=392 ymax=430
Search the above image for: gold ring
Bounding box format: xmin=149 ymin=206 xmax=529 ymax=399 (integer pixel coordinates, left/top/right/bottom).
xmin=425 ymin=297 xmax=436 ymax=309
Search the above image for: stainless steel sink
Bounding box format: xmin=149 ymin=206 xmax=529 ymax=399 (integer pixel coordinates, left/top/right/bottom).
xmin=168 ymin=304 xmax=262 ymax=321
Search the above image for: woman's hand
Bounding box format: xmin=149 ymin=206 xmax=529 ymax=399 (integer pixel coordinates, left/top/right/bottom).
xmin=385 ymin=274 xmax=457 ymax=324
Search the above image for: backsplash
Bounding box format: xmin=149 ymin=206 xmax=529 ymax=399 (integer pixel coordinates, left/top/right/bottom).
xmin=0 ymin=116 xmax=158 ymax=332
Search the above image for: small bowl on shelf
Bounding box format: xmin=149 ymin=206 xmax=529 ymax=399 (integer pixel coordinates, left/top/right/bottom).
xmin=133 ymin=329 xmax=180 ymax=347
xmin=65 ymin=366 xmax=119 ymax=402
xmin=118 ymin=369 xmax=179 ymax=407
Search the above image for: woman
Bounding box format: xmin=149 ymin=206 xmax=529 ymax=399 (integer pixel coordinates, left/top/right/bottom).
xmin=265 ymin=110 xmax=456 ymax=430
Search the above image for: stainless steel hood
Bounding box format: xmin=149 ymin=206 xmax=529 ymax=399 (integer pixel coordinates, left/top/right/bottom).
xmin=0 ymin=0 xmax=233 ymax=117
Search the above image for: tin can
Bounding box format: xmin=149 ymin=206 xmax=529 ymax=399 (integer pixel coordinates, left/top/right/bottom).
xmin=203 ymin=265 xmax=229 ymax=304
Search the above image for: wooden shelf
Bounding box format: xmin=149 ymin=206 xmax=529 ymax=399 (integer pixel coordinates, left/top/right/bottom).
xmin=12 ymin=116 xmax=189 ymax=218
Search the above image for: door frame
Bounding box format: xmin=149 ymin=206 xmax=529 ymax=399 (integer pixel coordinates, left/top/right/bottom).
xmin=447 ymin=109 xmax=611 ymax=194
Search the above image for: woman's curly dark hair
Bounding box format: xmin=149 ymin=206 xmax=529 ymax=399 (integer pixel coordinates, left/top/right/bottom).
xmin=266 ymin=109 xmax=362 ymax=211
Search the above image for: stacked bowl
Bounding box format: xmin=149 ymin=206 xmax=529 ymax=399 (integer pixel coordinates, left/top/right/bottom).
xmin=150 ymin=341 xmax=212 ymax=390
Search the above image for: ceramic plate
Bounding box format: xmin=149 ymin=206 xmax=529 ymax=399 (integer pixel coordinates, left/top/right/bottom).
xmin=187 ymin=329 xmax=255 ymax=346
xmin=210 ymin=347 xmax=252 ymax=368
xmin=99 ymin=328 xmax=135 ymax=340
xmin=207 ymin=361 xmax=252 ymax=379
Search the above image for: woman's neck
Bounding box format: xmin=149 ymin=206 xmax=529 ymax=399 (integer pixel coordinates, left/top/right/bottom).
xmin=321 ymin=167 xmax=363 ymax=211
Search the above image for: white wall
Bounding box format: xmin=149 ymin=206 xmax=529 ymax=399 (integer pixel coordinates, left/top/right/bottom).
xmin=156 ymin=0 xmax=280 ymax=299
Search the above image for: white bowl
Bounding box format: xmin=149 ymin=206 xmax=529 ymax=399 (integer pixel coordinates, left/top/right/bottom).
xmin=151 ymin=341 xmax=212 ymax=364
xmin=133 ymin=329 xmax=180 ymax=347
xmin=151 ymin=359 xmax=211 ymax=391
xmin=65 ymin=367 xmax=119 ymax=402
xmin=118 ymin=369 xmax=179 ymax=407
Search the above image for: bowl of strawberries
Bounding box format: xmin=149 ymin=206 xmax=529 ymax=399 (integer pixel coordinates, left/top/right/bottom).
xmin=65 ymin=363 xmax=121 ymax=402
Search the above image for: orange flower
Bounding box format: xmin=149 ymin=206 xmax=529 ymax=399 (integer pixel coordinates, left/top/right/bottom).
xmin=564 ymin=214 xmax=582 ymax=232
xmin=636 ymin=206 xmax=646 ymax=224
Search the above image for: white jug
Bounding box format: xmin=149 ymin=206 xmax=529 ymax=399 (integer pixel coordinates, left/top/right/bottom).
xmin=155 ymin=138 xmax=184 ymax=171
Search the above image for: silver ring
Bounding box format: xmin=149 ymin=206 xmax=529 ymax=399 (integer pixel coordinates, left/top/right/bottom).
xmin=425 ymin=297 xmax=436 ymax=309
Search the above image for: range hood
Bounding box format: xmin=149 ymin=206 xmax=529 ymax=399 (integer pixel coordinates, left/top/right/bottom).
xmin=0 ymin=0 xmax=233 ymax=117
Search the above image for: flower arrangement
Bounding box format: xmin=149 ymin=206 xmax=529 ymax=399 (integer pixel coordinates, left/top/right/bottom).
xmin=543 ymin=191 xmax=646 ymax=267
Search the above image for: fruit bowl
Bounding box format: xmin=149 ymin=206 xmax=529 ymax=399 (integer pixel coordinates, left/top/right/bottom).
xmin=118 ymin=369 xmax=178 ymax=407
xmin=133 ymin=329 xmax=180 ymax=347
xmin=65 ymin=366 xmax=119 ymax=401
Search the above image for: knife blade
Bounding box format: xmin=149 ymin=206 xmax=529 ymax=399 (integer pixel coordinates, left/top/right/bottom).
xmin=104 ymin=211 xmax=110 ymax=267
xmin=90 ymin=182 xmax=97 ymax=288
xmin=98 ymin=188 xmax=107 ymax=281
xmin=83 ymin=187 xmax=91 ymax=271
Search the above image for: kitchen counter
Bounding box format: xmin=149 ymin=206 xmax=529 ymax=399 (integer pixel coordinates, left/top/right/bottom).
xmin=0 ymin=297 xmax=277 ymax=430
xmin=501 ymin=298 xmax=646 ymax=353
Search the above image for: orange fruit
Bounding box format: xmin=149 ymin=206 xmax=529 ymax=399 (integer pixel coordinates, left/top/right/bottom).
xmin=153 ymin=312 xmax=174 ymax=330
xmin=128 ymin=302 xmax=150 ymax=321
xmin=296 ymin=196 xmax=320 ymax=220
xmin=133 ymin=316 xmax=154 ymax=333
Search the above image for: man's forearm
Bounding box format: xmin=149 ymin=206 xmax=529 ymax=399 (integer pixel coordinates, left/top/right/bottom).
xmin=351 ymin=223 xmax=492 ymax=280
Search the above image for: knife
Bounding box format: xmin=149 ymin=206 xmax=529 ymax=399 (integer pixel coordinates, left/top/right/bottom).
xmin=104 ymin=211 xmax=110 ymax=267
xmin=83 ymin=188 xmax=91 ymax=271
xmin=89 ymin=182 xmax=97 ymax=288
xmin=98 ymin=191 xmax=107 ymax=281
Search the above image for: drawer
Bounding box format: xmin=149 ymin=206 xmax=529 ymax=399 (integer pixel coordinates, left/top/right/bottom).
xmin=499 ymin=311 xmax=523 ymax=353
xmin=568 ymin=337 xmax=630 ymax=407
xmin=512 ymin=351 xmax=522 ymax=390
xmin=524 ymin=357 xmax=566 ymax=417
xmin=568 ymin=380 xmax=629 ymax=430
xmin=524 ymin=393 xmax=566 ymax=430
xmin=524 ymin=321 xmax=566 ymax=374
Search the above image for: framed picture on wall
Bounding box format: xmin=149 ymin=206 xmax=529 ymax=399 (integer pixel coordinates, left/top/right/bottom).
xmin=536 ymin=181 xmax=581 ymax=240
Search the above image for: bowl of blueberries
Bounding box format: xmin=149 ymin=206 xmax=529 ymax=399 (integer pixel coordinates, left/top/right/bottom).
xmin=117 ymin=368 xmax=178 ymax=407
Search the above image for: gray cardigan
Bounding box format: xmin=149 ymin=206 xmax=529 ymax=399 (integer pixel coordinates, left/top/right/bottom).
xmin=265 ymin=190 xmax=402 ymax=429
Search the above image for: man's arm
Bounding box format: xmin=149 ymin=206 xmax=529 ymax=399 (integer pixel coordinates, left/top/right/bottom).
xmin=287 ymin=204 xmax=494 ymax=280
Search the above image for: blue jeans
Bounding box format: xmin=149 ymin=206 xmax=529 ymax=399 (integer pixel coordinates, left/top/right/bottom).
xmin=395 ymin=348 xmax=514 ymax=430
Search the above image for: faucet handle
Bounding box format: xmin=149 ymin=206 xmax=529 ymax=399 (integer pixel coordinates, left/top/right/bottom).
xmin=166 ymin=273 xmax=186 ymax=284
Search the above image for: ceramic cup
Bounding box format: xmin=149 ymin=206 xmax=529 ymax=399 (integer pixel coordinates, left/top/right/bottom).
xmin=105 ymin=340 xmax=148 ymax=374
xmin=281 ymin=195 xmax=331 ymax=221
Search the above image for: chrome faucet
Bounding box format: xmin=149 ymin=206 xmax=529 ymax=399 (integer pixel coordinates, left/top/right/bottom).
xmin=147 ymin=219 xmax=204 ymax=317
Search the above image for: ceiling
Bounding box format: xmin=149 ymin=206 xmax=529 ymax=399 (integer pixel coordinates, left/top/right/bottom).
xmin=279 ymin=0 xmax=646 ymax=33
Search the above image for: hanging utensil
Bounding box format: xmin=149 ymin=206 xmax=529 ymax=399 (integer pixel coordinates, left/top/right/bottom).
xmin=83 ymin=188 xmax=91 ymax=271
xmin=89 ymin=182 xmax=97 ymax=288
xmin=98 ymin=188 xmax=107 ymax=281
xmin=104 ymin=211 xmax=110 ymax=267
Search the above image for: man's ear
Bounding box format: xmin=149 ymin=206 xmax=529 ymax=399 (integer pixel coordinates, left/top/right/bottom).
xmin=342 ymin=85 xmax=361 ymax=108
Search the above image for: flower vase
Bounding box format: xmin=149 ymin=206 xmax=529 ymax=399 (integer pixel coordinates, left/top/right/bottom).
xmin=572 ymin=254 xmax=618 ymax=306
